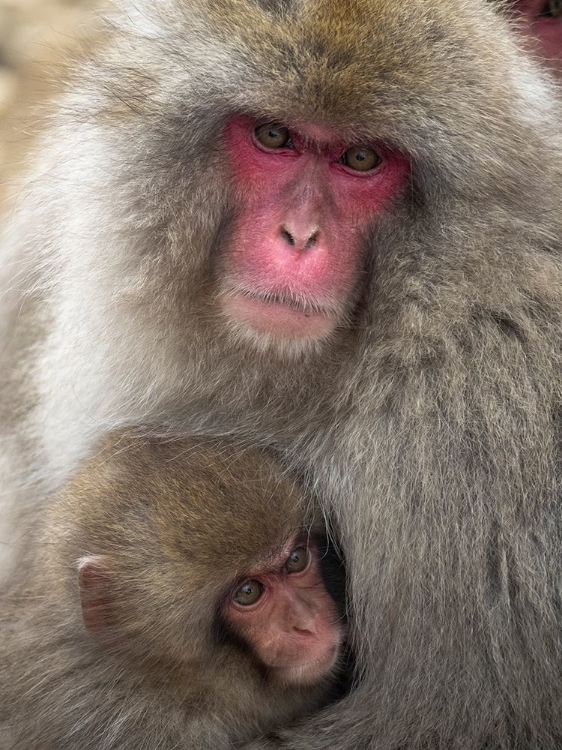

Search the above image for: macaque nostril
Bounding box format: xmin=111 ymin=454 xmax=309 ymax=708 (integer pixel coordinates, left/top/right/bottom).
xmin=280 ymin=227 xmax=296 ymax=247
xmin=305 ymin=231 xmax=319 ymax=249
xmin=280 ymin=226 xmax=319 ymax=251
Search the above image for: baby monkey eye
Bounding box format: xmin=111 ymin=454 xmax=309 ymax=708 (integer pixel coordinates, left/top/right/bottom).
xmin=341 ymin=146 xmax=381 ymax=172
xmin=233 ymin=579 xmax=264 ymax=606
xmin=254 ymin=123 xmax=292 ymax=149
xmin=539 ymin=0 xmax=562 ymax=17
xmin=286 ymin=546 xmax=309 ymax=574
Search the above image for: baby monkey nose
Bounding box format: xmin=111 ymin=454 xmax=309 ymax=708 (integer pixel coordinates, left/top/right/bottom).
xmin=288 ymin=600 xmax=318 ymax=636
xmin=292 ymin=623 xmax=316 ymax=636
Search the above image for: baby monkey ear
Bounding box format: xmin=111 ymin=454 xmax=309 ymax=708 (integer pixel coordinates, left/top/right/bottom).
xmin=77 ymin=555 xmax=118 ymax=643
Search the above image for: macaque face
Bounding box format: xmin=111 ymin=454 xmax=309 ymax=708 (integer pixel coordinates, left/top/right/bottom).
xmin=220 ymin=117 xmax=410 ymax=344
xmin=223 ymin=537 xmax=343 ymax=685
xmin=512 ymin=0 xmax=562 ymax=75
xmin=78 ymin=536 xmax=344 ymax=687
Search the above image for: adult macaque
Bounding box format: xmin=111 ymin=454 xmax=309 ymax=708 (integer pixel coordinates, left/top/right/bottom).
xmin=1 ymin=0 xmax=562 ymax=747
xmin=0 ymin=435 xmax=346 ymax=749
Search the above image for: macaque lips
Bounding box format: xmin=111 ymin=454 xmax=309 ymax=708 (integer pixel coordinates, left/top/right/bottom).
xmin=280 ymin=645 xmax=340 ymax=685
xmin=222 ymin=293 xmax=337 ymax=340
xmin=222 ymin=117 xmax=410 ymax=343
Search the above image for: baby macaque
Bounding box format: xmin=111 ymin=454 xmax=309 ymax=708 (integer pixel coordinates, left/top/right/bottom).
xmin=0 ymin=435 xmax=346 ymax=750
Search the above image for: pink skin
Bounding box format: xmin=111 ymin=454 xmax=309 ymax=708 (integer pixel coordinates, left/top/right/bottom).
xmin=224 ymin=539 xmax=343 ymax=685
xmin=221 ymin=117 xmax=410 ymax=341
xmin=514 ymin=0 xmax=562 ymax=76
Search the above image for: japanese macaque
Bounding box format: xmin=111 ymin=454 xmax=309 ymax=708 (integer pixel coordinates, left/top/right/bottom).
xmin=0 ymin=435 xmax=346 ymax=750
xmin=1 ymin=0 xmax=562 ymax=748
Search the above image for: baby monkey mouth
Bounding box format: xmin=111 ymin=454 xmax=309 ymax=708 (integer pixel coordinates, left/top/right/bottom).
xmin=272 ymin=644 xmax=341 ymax=686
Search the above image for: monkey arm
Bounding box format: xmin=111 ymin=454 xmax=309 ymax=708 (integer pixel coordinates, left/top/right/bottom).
xmin=240 ymin=691 xmax=370 ymax=750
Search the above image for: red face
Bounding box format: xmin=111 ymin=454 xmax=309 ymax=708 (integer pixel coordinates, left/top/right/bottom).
xmin=513 ymin=0 xmax=562 ymax=76
xmin=223 ymin=538 xmax=343 ymax=685
xmin=220 ymin=117 xmax=410 ymax=345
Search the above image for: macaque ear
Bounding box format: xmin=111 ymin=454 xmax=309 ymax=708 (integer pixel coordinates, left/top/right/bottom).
xmin=77 ymin=555 xmax=118 ymax=642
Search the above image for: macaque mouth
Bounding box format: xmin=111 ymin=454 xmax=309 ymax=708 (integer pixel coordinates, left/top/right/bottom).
xmin=239 ymin=290 xmax=330 ymax=316
xmin=221 ymin=288 xmax=343 ymax=340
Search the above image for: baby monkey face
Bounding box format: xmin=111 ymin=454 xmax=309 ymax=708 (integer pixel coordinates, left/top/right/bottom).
xmin=224 ymin=535 xmax=344 ymax=685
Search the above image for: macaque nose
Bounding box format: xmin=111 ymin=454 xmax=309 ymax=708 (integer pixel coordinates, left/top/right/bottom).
xmin=279 ymin=224 xmax=319 ymax=252
xmin=293 ymin=622 xmax=316 ymax=636
xmin=288 ymin=597 xmax=317 ymax=636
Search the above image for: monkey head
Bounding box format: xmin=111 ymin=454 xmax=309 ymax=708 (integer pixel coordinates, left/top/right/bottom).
xmin=64 ymin=0 xmax=558 ymax=377
xmin=53 ymin=437 xmax=345 ymax=688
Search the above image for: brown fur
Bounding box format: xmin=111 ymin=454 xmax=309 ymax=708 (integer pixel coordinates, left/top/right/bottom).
xmin=0 ymin=434 xmax=335 ymax=749
xmin=1 ymin=0 xmax=562 ymax=748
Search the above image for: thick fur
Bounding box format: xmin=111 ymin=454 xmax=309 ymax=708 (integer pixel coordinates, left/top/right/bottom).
xmin=1 ymin=0 xmax=562 ymax=747
xmin=0 ymin=435 xmax=331 ymax=749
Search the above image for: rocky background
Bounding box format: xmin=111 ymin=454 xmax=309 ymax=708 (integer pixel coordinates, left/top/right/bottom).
xmin=0 ymin=0 xmax=99 ymax=199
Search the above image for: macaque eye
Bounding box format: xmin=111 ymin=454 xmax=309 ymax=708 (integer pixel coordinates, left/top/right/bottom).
xmin=340 ymin=146 xmax=381 ymax=172
xmin=254 ymin=123 xmax=292 ymax=150
xmin=285 ymin=546 xmax=309 ymax=574
xmin=233 ymin=579 xmax=264 ymax=606
xmin=539 ymin=0 xmax=562 ymax=17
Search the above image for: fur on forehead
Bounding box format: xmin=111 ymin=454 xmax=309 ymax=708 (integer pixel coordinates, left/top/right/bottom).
xmin=61 ymin=434 xmax=310 ymax=578
xmin=183 ymin=0 xmax=529 ymax=132
xmin=101 ymin=0 xmax=558 ymax=189
xmin=101 ymin=0 xmax=554 ymax=181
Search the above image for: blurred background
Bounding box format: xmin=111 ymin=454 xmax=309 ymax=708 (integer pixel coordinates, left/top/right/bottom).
xmin=0 ymin=0 xmax=99 ymax=198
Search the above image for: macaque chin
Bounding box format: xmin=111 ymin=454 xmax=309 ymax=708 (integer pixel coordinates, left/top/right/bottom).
xmin=0 ymin=435 xmax=347 ymax=749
